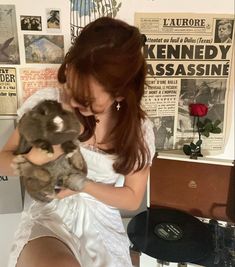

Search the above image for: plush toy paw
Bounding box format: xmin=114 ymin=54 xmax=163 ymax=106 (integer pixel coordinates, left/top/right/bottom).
xmin=12 ymin=155 xmax=51 ymax=182
xmin=62 ymin=140 xmax=78 ymax=156
xmin=69 ymin=148 xmax=87 ymax=173
xmin=33 ymin=139 xmax=54 ymax=157
xmin=28 ymin=191 xmax=55 ymax=203
xmin=63 ymin=173 xmax=87 ymax=191
xmin=11 ymin=155 xmax=32 ymax=176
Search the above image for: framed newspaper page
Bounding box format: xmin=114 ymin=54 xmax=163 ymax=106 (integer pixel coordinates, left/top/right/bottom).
xmin=135 ymin=13 xmax=234 ymax=155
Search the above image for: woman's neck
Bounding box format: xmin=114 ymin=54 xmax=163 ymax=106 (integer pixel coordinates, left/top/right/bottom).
xmin=94 ymin=107 xmax=113 ymax=124
xmin=91 ymin=111 xmax=117 ymax=149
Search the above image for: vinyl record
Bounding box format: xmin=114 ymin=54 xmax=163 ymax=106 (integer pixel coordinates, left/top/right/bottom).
xmin=127 ymin=208 xmax=213 ymax=263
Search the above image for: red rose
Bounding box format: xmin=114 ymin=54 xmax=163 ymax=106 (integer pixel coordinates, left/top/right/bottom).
xmin=189 ymin=103 xmax=208 ymax=117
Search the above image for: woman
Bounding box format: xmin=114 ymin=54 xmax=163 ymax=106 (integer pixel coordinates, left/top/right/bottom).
xmin=0 ymin=17 xmax=155 ymax=267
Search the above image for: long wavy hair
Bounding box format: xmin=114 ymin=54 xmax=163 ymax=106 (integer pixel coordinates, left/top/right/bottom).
xmin=58 ymin=17 xmax=150 ymax=175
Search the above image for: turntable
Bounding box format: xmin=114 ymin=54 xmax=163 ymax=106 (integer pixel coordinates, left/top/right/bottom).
xmin=127 ymin=154 xmax=235 ymax=267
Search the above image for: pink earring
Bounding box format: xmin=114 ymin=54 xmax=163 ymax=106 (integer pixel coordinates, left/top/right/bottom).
xmin=116 ymin=102 xmax=121 ymax=111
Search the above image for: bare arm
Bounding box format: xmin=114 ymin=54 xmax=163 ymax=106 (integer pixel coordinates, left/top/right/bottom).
xmin=0 ymin=128 xmax=20 ymax=176
xmin=14 ymin=141 xmax=149 ymax=210
xmin=84 ymin=166 xmax=149 ymax=210
xmin=3 ymin=128 xmax=149 ymax=211
xmin=57 ymin=166 xmax=150 ymax=211
xmin=0 ymin=128 xmax=64 ymax=176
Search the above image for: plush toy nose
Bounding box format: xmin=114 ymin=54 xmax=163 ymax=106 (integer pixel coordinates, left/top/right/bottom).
xmin=53 ymin=116 xmax=64 ymax=132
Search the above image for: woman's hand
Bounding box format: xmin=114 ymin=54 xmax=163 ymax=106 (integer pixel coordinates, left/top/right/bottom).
xmin=25 ymin=145 xmax=73 ymax=200
xmin=24 ymin=145 xmax=64 ymax=165
xmin=55 ymin=188 xmax=78 ymax=199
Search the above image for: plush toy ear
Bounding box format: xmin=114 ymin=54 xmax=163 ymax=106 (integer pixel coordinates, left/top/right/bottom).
xmin=14 ymin=135 xmax=32 ymax=155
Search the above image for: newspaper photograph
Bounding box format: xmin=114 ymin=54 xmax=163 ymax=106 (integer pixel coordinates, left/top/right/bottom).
xmin=0 ymin=67 xmax=18 ymax=116
xmin=20 ymin=15 xmax=42 ymax=31
xmin=46 ymin=9 xmax=60 ymax=30
xmin=135 ymin=13 xmax=234 ymax=154
xmin=0 ymin=5 xmax=20 ymax=64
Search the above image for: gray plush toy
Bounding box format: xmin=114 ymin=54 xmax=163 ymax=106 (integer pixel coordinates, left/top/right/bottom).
xmin=12 ymin=99 xmax=87 ymax=202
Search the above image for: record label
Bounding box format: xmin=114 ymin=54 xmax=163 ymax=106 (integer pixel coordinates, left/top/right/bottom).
xmin=154 ymin=223 xmax=183 ymax=241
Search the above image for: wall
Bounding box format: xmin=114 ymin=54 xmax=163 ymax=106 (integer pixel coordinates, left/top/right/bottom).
xmin=0 ymin=1 xmax=234 ymax=267
xmin=0 ymin=0 xmax=234 ymax=155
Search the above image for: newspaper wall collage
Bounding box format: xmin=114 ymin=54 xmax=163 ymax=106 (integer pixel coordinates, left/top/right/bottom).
xmin=0 ymin=5 xmax=234 ymax=154
xmin=0 ymin=4 xmax=63 ymax=116
xmin=135 ymin=13 xmax=234 ymax=153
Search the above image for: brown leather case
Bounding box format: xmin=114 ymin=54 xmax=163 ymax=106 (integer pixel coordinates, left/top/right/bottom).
xmin=150 ymin=156 xmax=235 ymax=222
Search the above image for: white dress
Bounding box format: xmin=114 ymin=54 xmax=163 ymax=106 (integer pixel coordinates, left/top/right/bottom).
xmin=8 ymin=88 xmax=155 ymax=267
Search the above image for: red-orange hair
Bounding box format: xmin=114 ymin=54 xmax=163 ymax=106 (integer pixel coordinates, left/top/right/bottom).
xmin=58 ymin=17 xmax=150 ymax=175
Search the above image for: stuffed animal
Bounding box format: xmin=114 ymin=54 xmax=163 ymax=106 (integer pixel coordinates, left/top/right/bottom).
xmin=12 ymin=99 xmax=87 ymax=202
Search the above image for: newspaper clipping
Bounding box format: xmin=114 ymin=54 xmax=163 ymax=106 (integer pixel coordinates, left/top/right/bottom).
xmin=135 ymin=13 xmax=234 ymax=154
xmin=0 ymin=67 xmax=18 ymax=116
xmin=20 ymin=68 xmax=62 ymax=101
xmin=0 ymin=5 xmax=20 ymax=64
